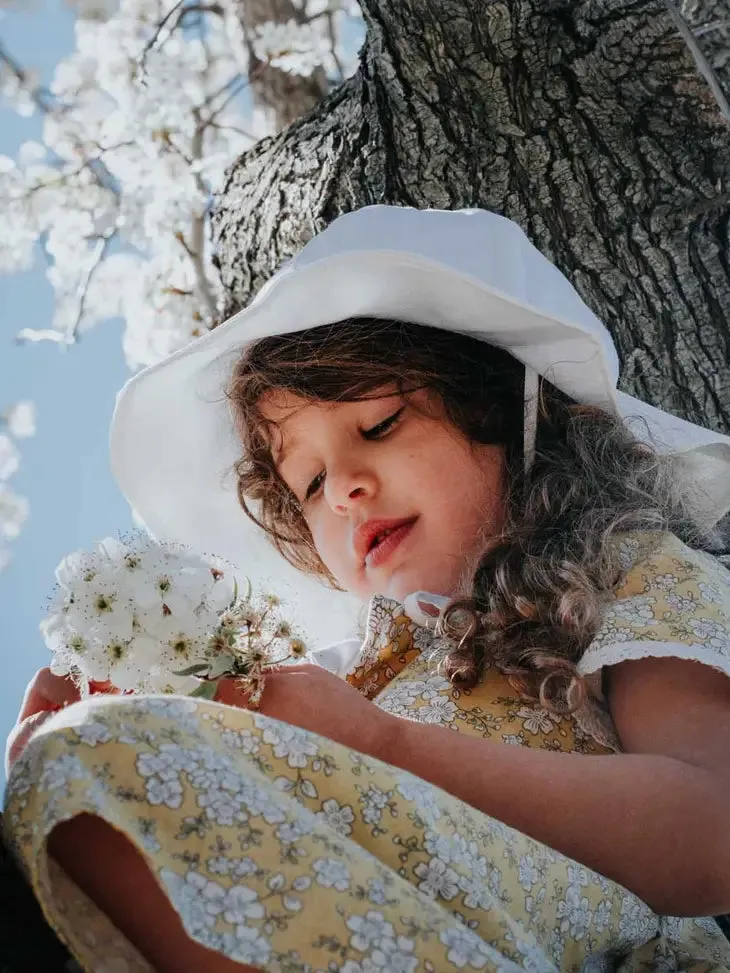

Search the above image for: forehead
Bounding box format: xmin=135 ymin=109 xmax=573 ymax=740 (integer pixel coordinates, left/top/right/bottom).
xmin=260 ymin=390 xmax=323 ymax=423
xmin=259 ymin=391 xmax=336 ymax=462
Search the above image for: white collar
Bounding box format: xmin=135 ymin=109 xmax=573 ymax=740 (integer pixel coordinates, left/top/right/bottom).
xmin=307 ymin=591 xmax=450 ymax=677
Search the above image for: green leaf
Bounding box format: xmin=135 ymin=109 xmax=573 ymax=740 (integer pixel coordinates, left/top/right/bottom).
xmin=172 ymin=663 xmax=210 ymax=677
xmin=190 ymin=680 xmax=219 ymax=700
xmin=242 ymin=576 xmax=252 ymax=602
xmin=207 ymin=653 xmax=235 ymax=679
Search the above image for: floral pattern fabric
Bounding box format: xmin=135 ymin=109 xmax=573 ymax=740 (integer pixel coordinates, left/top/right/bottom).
xmin=579 ymin=532 xmax=730 ymax=685
xmin=4 ymin=531 xmax=730 ymax=972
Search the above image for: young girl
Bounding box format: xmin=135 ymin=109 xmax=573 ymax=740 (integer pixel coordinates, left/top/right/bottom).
xmin=6 ymin=205 xmax=730 ymax=973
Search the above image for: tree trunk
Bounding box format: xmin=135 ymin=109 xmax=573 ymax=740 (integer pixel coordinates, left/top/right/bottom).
xmin=212 ymin=0 xmax=730 ymax=436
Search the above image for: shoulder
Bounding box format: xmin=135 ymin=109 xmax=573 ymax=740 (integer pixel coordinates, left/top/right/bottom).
xmin=579 ymin=531 xmax=730 ymax=692
xmin=613 ymin=531 xmax=730 ymax=603
xmin=580 ymin=532 xmax=730 ymax=761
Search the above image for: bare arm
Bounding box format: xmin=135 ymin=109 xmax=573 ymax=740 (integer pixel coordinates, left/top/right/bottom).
xmin=376 ymin=656 xmax=730 ymax=917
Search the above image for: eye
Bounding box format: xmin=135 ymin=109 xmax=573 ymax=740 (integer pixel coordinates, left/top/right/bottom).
xmin=304 ymin=470 xmax=325 ymax=501
xmin=362 ymin=406 xmax=404 ymax=440
xmin=302 ymin=406 xmax=404 ymax=503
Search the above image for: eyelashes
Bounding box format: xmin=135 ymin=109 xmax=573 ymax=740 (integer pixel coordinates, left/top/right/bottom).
xmin=303 ymin=406 xmax=405 ymax=501
xmin=305 ymin=470 xmax=325 ymax=501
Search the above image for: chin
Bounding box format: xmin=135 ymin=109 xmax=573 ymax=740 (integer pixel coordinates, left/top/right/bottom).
xmin=385 ymin=572 xmax=456 ymax=602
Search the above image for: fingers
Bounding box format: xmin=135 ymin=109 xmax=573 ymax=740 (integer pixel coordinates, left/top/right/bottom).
xmin=17 ymin=668 xmax=81 ymax=723
xmin=214 ymin=677 xmax=252 ymax=708
xmin=5 ymin=710 xmax=56 ymax=773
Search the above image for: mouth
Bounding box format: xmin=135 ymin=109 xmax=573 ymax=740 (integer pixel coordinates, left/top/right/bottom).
xmin=364 ymin=517 xmax=418 ymax=569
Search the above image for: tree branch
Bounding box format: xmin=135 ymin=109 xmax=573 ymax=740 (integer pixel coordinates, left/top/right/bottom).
xmin=0 ymin=41 xmax=58 ymax=114
xmin=666 ymin=0 xmax=730 ymax=123
xmin=66 ymin=230 xmax=116 ymax=346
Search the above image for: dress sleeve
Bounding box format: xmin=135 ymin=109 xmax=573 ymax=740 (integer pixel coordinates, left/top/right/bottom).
xmin=578 ymin=533 xmax=730 ymax=698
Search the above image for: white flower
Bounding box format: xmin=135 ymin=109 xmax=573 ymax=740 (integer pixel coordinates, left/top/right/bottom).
xmin=556 ymin=886 xmax=592 ymax=940
xmin=359 ymin=784 xmax=391 ymax=826
xmin=439 ymin=924 xmax=495 ymax=969
xmin=313 ymin=858 xmax=351 ymax=891
xmin=223 ymin=884 xmax=265 ymax=924
xmin=518 ymin=854 xmax=539 ymax=891
xmin=252 ymin=19 xmax=329 ymax=77
xmin=395 ymin=775 xmax=442 ymax=824
xmin=653 ymin=573 xmax=679 ymax=592
xmin=41 ymin=531 xmax=301 ymax=696
xmin=145 ymin=774 xmax=184 ymax=808
xmin=417 ymin=696 xmax=458 ymax=724
xmin=229 ymin=925 xmax=272 ymax=967
xmin=688 ymin=616 xmax=730 ymax=650
xmin=516 ymin=706 xmax=556 ymax=735
xmin=698 ymin=581 xmax=723 ymax=604
xmin=317 ymin=797 xmax=355 ymax=835
xmin=457 ymin=872 xmax=494 ymax=911
xmin=262 ymin=723 xmax=318 ymax=768
xmin=566 ymin=864 xmax=589 ymax=888
xmin=612 ymin=596 xmax=658 ymax=626
xmin=40 ymin=752 xmax=87 ymax=791
xmin=75 ymin=721 xmax=112 ymax=746
xmin=370 ymin=935 xmax=418 ymax=973
xmin=618 ymin=895 xmax=656 ymax=941
xmin=665 ymin=593 xmax=699 ymax=614
xmin=221 ymin=728 xmax=261 ymax=755
xmin=413 ymin=857 xmax=460 ymax=901
xmin=160 ymin=868 xmax=226 ymax=934
xmin=238 ymin=783 xmax=287 ymax=825
xmin=365 ymin=877 xmax=390 ymax=906
xmin=5 ymin=401 xmax=36 ymax=438
xmin=346 ymin=910 xmax=395 ymax=951
xmin=594 ymin=898 xmax=613 ymax=933
xmin=197 ymin=787 xmax=248 ymax=827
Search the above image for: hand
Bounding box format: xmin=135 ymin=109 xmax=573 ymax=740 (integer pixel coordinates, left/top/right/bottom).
xmin=6 ymin=668 xmax=118 ymax=771
xmin=215 ymin=664 xmax=397 ymax=761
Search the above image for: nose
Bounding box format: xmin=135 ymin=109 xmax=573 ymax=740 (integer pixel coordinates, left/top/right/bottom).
xmin=324 ymin=460 xmax=378 ymax=514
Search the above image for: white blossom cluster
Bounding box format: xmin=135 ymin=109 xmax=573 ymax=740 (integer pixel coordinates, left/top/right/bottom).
xmin=43 ymin=532 xmax=307 ymax=698
xmin=253 ymin=19 xmax=332 ymax=77
xmin=0 ymin=401 xmax=36 ymax=572
xmin=1 ymin=0 xmax=364 ymax=370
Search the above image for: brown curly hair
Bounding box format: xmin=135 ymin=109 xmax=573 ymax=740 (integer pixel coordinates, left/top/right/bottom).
xmin=228 ymin=318 xmax=726 ymax=712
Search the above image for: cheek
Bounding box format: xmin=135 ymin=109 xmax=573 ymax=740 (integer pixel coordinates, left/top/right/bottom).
xmin=426 ymin=444 xmax=504 ymax=527
xmin=308 ymin=513 xmax=353 ymax=582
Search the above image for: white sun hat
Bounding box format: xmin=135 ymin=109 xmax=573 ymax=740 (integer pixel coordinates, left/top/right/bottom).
xmin=110 ymin=205 xmax=730 ymax=648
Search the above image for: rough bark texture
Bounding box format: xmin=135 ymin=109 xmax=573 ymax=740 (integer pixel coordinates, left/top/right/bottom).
xmin=212 ymin=0 xmax=730 ymax=436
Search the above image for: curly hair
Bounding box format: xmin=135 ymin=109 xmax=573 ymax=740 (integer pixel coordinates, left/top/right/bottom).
xmin=228 ymin=318 xmax=727 ymax=713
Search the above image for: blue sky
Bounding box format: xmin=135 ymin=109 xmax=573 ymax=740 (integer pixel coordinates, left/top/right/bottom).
xmin=0 ymin=0 xmax=134 ymax=779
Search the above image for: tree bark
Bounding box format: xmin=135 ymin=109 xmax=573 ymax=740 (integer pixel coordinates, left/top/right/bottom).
xmin=212 ymin=0 xmax=730 ymax=436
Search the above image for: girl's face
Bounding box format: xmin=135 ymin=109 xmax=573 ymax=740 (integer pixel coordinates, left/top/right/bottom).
xmin=263 ymin=388 xmax=506 ymax=602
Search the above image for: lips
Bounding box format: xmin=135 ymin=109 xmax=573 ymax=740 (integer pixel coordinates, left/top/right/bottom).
xmin=354 ymin=517 xmax=418 ymax=566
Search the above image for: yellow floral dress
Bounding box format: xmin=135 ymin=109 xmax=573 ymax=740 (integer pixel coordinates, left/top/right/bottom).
xmin=5 ymin=532 xmax=730 ymax=972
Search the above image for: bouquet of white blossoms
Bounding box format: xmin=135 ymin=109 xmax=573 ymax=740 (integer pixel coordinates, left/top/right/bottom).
xmin=41 ymin=533 xmax=306 ymax=706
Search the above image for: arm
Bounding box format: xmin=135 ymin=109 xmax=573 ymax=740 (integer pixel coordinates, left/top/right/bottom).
xmin=376 ymin=656 xmax=730 ymax=917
